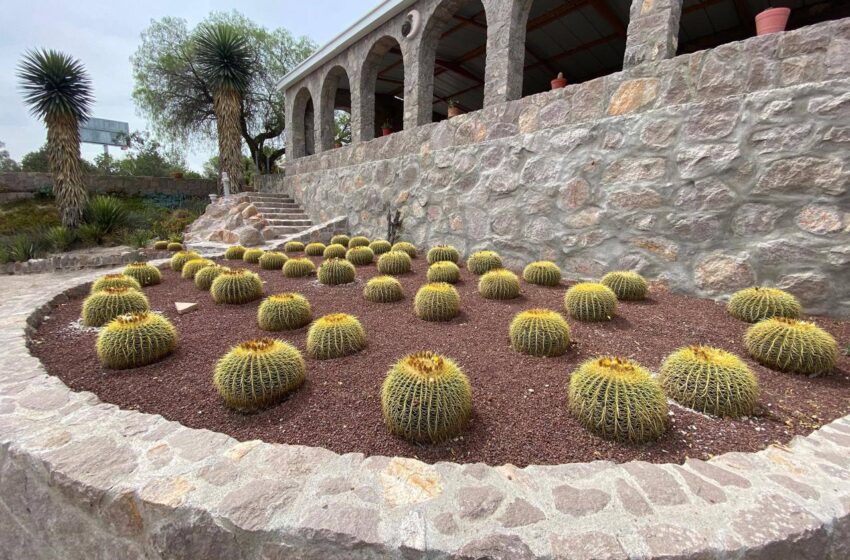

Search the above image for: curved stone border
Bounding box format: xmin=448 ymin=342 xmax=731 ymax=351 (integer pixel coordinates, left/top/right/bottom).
xmin=1 ymin=266 xmax=849 ymax=559
xmin=0 ymin=247 xmax=171 ymax=276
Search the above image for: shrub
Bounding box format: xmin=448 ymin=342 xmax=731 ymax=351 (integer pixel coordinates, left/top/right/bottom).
xmin=84 ymin=195 xmax=126 ymax=235
xmin=509 ymin=309 xmax=571 ymax=357
xmin=166 ymin=242 xmax=184 ymax=252
xmin=601 ymin=271 xmax=648 ymax=301
xmin=305 ymin=242 xmax=326 ymax=256
xmin=210 ymin=269 xmax=264 ymax=304
xmin=75 ymin=224 xmax=105 ymax=247
xmin=568 ymin=357 xmax=668 ymax=443
xmin=306 ymin=313 xmax=366 ymax=359
xmin=224 ymin=245 xmax=246 ymax=260
xmin=213 ymin=338 xmax=305 ymax=411
xmin=427 ymin=245 xmax=460 ymax=264
xmin=242 ymin=248 xmax=264 ymax=263
xmin=523 ymin=261 xmax=561 ymax=287
xmin=96 ymin=312 xmax=177 ymax=369
xmin=369 ymin=239 xmax=391 ymax=254
xmin=364 ymin=276 xmax=403 ymax=303
xmin=346 ymin=246 xmax=374 ymax=265
xmin=123 ymin=262 xmax=161 ymax=286
xmin=153 ymin=240 xmax=170 ymax=250
xmin=81 ymin=286 xmax=150 ymax=327
xmin=659 ymin=346 xmax=759 ymax=417
xmin=330 ymin=234 xmax=350 ymax=246
xmin=195 ymin=265 xmax=229 ymax=290
xmin=391 ymin=241 xmax=417 ymax=258
xmin=377 ymin=250 xmax=412 ymax=275
xmin=258 ymin=293 xmax=312 ymax=331
xmin=467 ymin=251 xmax=502 ymax=275
xmin=479 ymin=269 xmax=520 ymax=300
xmin=91 ymin=274 xmax=142 ymax=293
xmin=727 ymin=287 xmax=801 ymax=323
xmin=427 ymin=261 xmax=460 ymax=284
xmin=744 ymin=318 xmax=838 ymax=376
xmin=381 ymin=351 xmax=472 ymax=443
xmin=317 ymin=258 xmax=356 ymax=285
xmin=415 ymin=282 xmax=460 ymax=321
xmin=322 ymin=243 xmax=347 ymax=259
xmin=348 ymin=235 xmax=370 ymax=248
xmin=170 ymin=250 xmax=201 ymax=271
xmin=564 ymin=282 xmax=617 ymax=321
xmin=284 ymin=241 xmax=305 ymax=253
xmin=283 ymin=257 xmax=317 ymax=278
xmin=44 ymin=225 xmax=74 ymax=252
xmin=259 ymin=251 xmax=288 ymax=270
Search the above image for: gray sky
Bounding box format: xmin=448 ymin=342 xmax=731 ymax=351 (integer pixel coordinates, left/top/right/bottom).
xmin=0 ymin=0 xmax=374 ymax=171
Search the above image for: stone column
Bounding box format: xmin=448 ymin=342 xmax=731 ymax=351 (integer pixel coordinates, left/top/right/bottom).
xmin=284 ymin=90 xmax=297 ymax=160
xmin=624 ymin=0 xmax=683 ymax=69
xmin=483 ymin=0 xmax=533 ymax=105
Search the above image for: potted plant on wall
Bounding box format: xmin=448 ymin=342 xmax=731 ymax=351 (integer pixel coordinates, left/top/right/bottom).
xmin=755 ymin=3 xmax=791 ymax=35
xmin=447 ymin=99 xmax=464 ymax=119
xmin=551 ymin=72 xmax=567 ymax=90
xmin=381 ymin=119 xmax=393 ymax=137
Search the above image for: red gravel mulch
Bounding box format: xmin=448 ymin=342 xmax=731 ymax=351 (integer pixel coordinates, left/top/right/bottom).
xmin=30 ymin=255 xmax=850 ymax=467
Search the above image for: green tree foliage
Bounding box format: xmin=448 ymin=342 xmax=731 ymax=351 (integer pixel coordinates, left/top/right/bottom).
xmin=92 ymin=131 xmax=196 ymax=177
xmin=131 ymin=12 xmax=316 ymax=174
xmin=0 ymin=142 xmax=20 ymax=171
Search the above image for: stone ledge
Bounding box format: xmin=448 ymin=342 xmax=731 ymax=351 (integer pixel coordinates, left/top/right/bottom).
xmin=0 ymin=266 xmax=848 ymax=558
xmin=0 ymin=247 xmax=172 ymax=276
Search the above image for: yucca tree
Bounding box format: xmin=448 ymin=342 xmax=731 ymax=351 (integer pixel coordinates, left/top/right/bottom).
xmin=18 ymin=49 xmax=93 ymax=228
xmin=195 ymin=24 xmax=253 ymax=194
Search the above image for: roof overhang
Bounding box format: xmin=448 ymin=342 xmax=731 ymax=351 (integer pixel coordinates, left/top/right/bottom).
xmin=277 ymin=0 xmax=418 ymax=92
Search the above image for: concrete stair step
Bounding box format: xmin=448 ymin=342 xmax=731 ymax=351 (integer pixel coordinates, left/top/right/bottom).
xmin=265 ymin=226 xmax=310 ymax=235
xmin=260 ymin=213 xmax=309 ymax=220
xmin=248 ymin=195 xmax=294 ymax=203
xmin=253 ymin=203 xmax=301 ymax=210
xmin=266 ymin=219 xmax=313 ymax=226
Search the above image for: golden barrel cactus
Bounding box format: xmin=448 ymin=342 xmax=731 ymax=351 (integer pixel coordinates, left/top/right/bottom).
xmin=283 ymin=257 xmax=317 ymax=278
xmin=96 ymin=312 xmax=177 ymax=369
xmin=257 ymin=293 xmax=312 ymax=331
xmin=427 ymin=261 xmax=461 ymax=284
xmin=564 ymin=282 xmax=617 ymax=321
xmin=284 ymin=241 xmax=305 ymax=253
xmin=305 ymin=242 xmax=326 ymax=256
xmin=323 ymin=243 xmax=348 ymax=259
xmin=348 ymin=235 xmax=370 ymax=248
xmin=427 ymin=245 xmax=460 ymax=264
xmin=415 ymin=282 xmax=460 ymax=321
xmin=601 ymin=271 xmax=648 ymax=301
xmin=259 ymin=251 xmax=288 ymax=270
xmin=363 ymin=276 xmax=404 ymax=303
xmin=346 ymin=246 xmax=375 ymax=265
xmin=522 ymin=261 xmax=561 ymax=287
xmin=330 ymin=234 xmax=350 ymax=246
xmin=181 ymin=258 xmax=214 ymax=279
xmin=744 ymin=318 xmax=838 ymax=376
xmin=170 ymin=250 xmax=201 ymax=271
xmin=224 ymin=245 xmax=246 ymax=260
xmin=317 ymin=258 xmax=356 ymax=285
xmin=210 ymin=269 xmax=263 ymax=304
xmin=479 ymin=269 xmax=520 ymax=300
xmin=195 ymin=265 xmax=230 ymax=291
xmin=81 ymin=286 xmax=150 ymax=327
xmin=306 ymin=313 xmax=367 ymax=359
xmin=369 ymin=239 xmax=392 ymax=254
xmin=727 ymin=287 xmax=801 ymax=323
xmin=509 ymin=309 xmax=571 ymax=357
xmin=377 ymin=250 xmax=412 ymax=275
xmin=123 ymin=262 xmax=161 ymax=286
xmin=466 ymin=250 xmax=502 ymax=275
xmin=91 ymin=273 xmax=141 ymax=294
xmin=242 ymin=248 xmax=264 ymax=264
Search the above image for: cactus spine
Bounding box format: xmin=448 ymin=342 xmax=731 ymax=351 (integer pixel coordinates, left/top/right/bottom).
xmin=283 ymin=258 xmax=317 ymax=278
xmin=427 ymin=261 xmax=461 ymax=284
xmin=81 ymin=286 xmax=150 ymax=327
xmin=305 ymin=242 xmax=326 ymax=256
xmin=415 ymin=282 xmax=460 ymax=321
xmin=427 ymin=245 xmax=459 ymax=264
xmin=210 ymin=269 xmax=264 ymax=304
xmin=467 ymin=251 xmax=502 ymax=275
xmin=346 ymin=246 xmax=375 ymax=265
xmin=744 ymin=318 xmax=838 ymax=376
xmin=377 ymin=250 xmax=412 ymax=275
xmin=564 ymin=283 xmax=617 ymax=321
xmin=479 ymin=269 xmax=520 ymax=300
xmin=522 ymin=261 xmax=562 ymax=287
xmin=259 ymin=251 xmax=289 ymax=270
xmin=258 ymin=293 xmax=312 ymax=331
xmin=91 ymin=274 xmax=142 ymax=293
xmin=659 ymin=346 xmax=759 ymax=418
xmin=363 ymin=276 xmax=404 ymax=303
xmin=242 ymin=248 xmax=264 ymax=264
xmin=195 ymin=265 xmax=230 ymax=291
xmin=306 ymin=313 xmax=367 ymax=359
xmin=369 ymin=239 xmax=392 ymax=254
xmin=224 ymin=245 xmax=246 ymax=260
xmin=323 ymin=243 xmax=348 ymax=259
xmin=568 ymin=357 xmax=669 ymax=443
xmin=601 ymin=271 xmax=649 ymax=301
xmin=181 ymin=258 xmax=215 ymax=279
xmin=170 ymin=250 xmax=201 ymax=271
xmin=509 ymin=309 xmax=571 ymax=357
xmin=330 ymin=234 xmax=350 ymax=246
xmin=123 ymin=262 xmax=162 ymax=286
xmin=96 ymin=312 xmax=177 ymax=369
xmin=348 ymin=235 xmax=370 ymax=248
xmin=317 ymin=258 xmax=356 ymax=285
xmin=381 ymin=352 xmax=472 ymax=443
xmin=284 ymin=241 xmax=305 ymax=253
xmin=727 ymin=287 xmax=801 ymax=323
xmin=391 ymin=241 xmax=417 ymax=258
xmin=213 ymin=338 xmax=306 ymax=411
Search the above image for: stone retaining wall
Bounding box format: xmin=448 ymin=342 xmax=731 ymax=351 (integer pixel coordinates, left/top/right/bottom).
xmin=0 ymin=172 xmax=216 ymax=202
xmin=1 ymin=268 xmax=850 ymax=558
xmin=267 ymin=19 xmax=850 ymax=317
xmin=0 ymin=246 xmax=172 ymax=276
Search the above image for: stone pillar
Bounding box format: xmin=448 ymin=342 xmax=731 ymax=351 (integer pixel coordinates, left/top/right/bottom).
xmin=483 ymin=0 xmax=533 ymax=105
xmin=284 ymin=90 xmax=296 ymax=160
xmin=624 ymin=0 xmax=683 ymax=69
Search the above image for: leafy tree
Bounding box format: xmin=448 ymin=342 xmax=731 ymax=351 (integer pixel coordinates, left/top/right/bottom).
xmin=18 ymin=50 xmax=93 ymax=227
xmin=20 ymin=144 xmax=50 ymax=171
xmin=335 ymin=111 xmax=352 ymax=146
xmin=91 ymin=131 xmax=194 ymax=177
xmin=132 ymin=12 xmax=316 ymax=176
xmin=0 ymin=142 xmax=20 ymax=172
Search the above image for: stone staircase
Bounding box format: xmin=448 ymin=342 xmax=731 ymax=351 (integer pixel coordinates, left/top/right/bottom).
xmin=246 ymin=193 xmax=314 ymax=238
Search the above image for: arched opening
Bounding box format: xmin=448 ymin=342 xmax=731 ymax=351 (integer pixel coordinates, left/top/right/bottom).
xmin=678 ymin=0 xmax=849 ymax=55
xmin=360 ymin=36 xmax=405 ymax=141
xmin=521 ymin=0 xmax=628 ymax=98
xmin=291 ymin=87 xmax=315 ymax=159
xmin=320 ymin=66 xmax=352 ymax=151
xmin=421 ymin=0 xmax=488 ymax=123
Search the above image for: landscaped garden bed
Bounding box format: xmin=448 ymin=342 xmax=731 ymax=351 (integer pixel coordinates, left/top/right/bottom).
xmin=30 ymin=248 xmax=850 ymax=467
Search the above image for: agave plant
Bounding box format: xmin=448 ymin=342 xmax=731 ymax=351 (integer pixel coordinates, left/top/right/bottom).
xmin=194 ymin=24 xmax=253 ymax=194
xmin=18 ymin=49 xmax=93 ymax=228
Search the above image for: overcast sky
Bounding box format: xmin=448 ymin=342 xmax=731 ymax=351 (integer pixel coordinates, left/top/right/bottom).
xmin=0 ymin=0 xmax=374 ymax=171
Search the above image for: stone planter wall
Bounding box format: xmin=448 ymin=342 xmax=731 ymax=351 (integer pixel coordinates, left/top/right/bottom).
xmin=267 ymin=19 xmax=850 ymax=317
xmin=0 ymin=247 xmax=172 ymax=276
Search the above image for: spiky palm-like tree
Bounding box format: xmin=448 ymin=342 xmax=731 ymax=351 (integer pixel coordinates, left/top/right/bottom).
xmin=18 ymin=50 xmax=93 ymax=228
xmin=195 ymin=24 xmax=253 ymax=194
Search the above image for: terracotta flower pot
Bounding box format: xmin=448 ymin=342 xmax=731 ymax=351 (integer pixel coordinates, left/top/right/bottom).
xmin=551 ymin=72 xmax=567 ymax=90
xmin=447 ymin=106 xmax=463 ymax=119
xmin=755 ymin=7 xmax=790 ymax=36
xmin=382 ymin=128 xmax=392 ymax=137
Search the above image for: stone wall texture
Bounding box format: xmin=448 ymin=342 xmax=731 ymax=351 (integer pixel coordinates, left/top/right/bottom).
xmin=0 ymin=172 xmax=216 ymax=202
xmin=270 ymin=18 xmax=850 ymax=317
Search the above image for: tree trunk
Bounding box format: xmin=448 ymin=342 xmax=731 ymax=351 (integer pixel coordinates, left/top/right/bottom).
xmin=46 ymin=114 xmax=88 ymax=228
xmin=214 ymin=89 xmax=244 ymax=193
